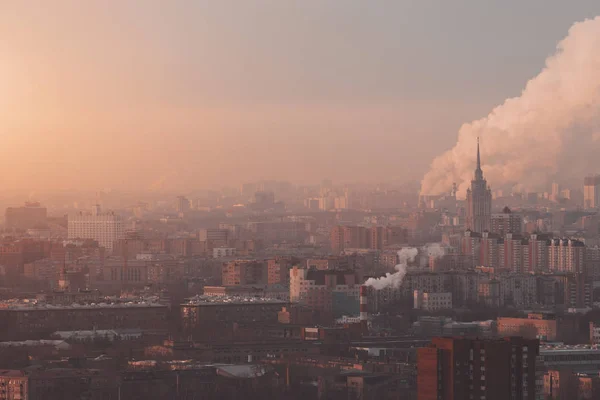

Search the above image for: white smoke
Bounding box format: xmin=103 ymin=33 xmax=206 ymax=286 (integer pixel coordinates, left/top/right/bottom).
xmin=421 ymin=243 xmax=445 ymax=267
xmin=365 ymin=247 xmax=418 ymax=290
xmin=424 ymin=243 xmax=445 ymax=259
xmin=421 ymin=17 xmax=600 ymax=197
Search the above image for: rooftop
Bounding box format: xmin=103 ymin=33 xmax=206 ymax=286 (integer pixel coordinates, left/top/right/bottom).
xmin=0 ymin=298 xmax=165 ymax=311
xmin=183 ymin=295 xmax=287 ymax=306
xmin=541 ymin=344 xmax=600 ymax=354
xmin=0 ymin=340 xmax=69 ymax=349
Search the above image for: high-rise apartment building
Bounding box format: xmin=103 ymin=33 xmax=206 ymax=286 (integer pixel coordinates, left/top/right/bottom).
xmin=491 ymin=207 xmax=522 ymax=236
xmin=417 ymin=336 xmax=539 ymax=400
xmin=330 ymin=225 xmax=407 ymax=253
xmin=466 ymin=138 xmax=492 ymax=232
xmin=68 ymin=205 xmax=124 ymax=251
xmin=175 ymin=196 xmax=190 ymax=213
xmin=584 ymin=175 xmax=600 ymax=209
xmin=330 ymin=226 xmax=370 ymax=253
xmin=528 ymin=233 xmax=551 ymax=273
xmin=548 ymin=238 xmax=585 ymax=273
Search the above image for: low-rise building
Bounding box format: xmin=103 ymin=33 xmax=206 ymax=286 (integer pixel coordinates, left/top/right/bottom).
xmin=540 ymin=344 xmax=600 ymax=371
xmin=497 ymin=313 xmax=579 ymax=343
xmin=203 ymin=285 xmax=289 ymax=302
xmin=0 ymin=299 xmax=167 ymax=340
xmin=413 ymin=291 xmax=452 ymax=311
xmin=181 ymin=295 xmax=287 ymax=336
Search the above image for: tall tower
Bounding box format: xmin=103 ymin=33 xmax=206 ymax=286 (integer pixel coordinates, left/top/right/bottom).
xmin=466 ymin=138 xmax=492 ymax=232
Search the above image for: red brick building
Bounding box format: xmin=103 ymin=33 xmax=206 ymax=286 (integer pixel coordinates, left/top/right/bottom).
xmin=417 ymin=337 xmax=538 ymax=400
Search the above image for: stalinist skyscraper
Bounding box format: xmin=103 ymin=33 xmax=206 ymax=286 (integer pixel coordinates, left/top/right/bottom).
xmin=466 ymin=138 xmax=492 ymax=232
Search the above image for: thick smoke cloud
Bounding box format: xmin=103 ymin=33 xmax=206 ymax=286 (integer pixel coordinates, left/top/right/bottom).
xmin=365 ymin=247 xmax=418 ymax=290
xmin=421 ymin=17 xmax=600 ymax=197
xmin=424 ymin=243 xmax=445 ymax=259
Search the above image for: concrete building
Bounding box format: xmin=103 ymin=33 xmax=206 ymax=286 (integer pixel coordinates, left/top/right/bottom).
xmin=584 ymin=174 xmax=600 ymax=209
xmin=497 ymin=313 xmax=579 ymax=342
xmin=67 ymin=205 xmax=123 ymax=251
xmin=540 ymin=344 xmax=600 ymax=372
xmin=590 ymin=322 xmax=600 ymax=345
xmin=181 ymin=295 xmax=286 ymax=336
xmin=413 ymin=291 xmax=452 ymax=311
xmin=491 ymin=206 xmax=522 ymax=236
xmin=175 ymin=196 xmax=190 ymax=213
xmin=23 ymin=259 xmax=59 ymax=288
xmin=330 ymin=226 xmax=370 ymax=254
xmin=528 ymin=233 xmax=551 ymax=273
xmin=290 ymin=267 xmax=360 ymax=317
xmin=267 ymin=257 xmax=294 ymax=285
xmin=0 ymin=368 xmax=117 ymax=400
xmin=101 ymin=259 xmax=150 ymax=286
xmin=330 ymin=225 xmax=407 ymax=253
xmin=304 ymin=197 xmax=320 ymax=210
xmin=198 ymin=228 xmax=229 ymax=243
xmin=0 ymin=299 xmax=167 ymax=341
xmin=466 ymin=139 xmax=492 ymax=233
xmin=548 ymin=238 xmax=585 ymax=273
xmin=544 ymin=369 xmax=600 ymax=400
xmin=479 ymin=231 xmax=503 ymax=269
xmin=203 ymin=285 xmax=289 ymax=302
xmin=213 ymin=247 xmax=236 ymax=258
xmin=417 ymin=336 xmax=538 ymax=400
xmin=5 ymin=202 xmax=47 ymax=231
xmin=478 ymin=279 xmax=501 ymax=307
xmin=222 ymin=260 xmax=267 ymax=286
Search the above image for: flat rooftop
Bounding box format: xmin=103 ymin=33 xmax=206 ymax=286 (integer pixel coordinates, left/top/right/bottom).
xmin=0 ymin=299 xmax=166 ymax=311
xmin=541 ymin=344 xmax=600 ymax=354
xmin=183 ymin=295 xmax=287 ymax=306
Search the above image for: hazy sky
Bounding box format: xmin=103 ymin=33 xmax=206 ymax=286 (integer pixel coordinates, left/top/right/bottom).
xmin=2 ymin=1 xmax=600 ymax=193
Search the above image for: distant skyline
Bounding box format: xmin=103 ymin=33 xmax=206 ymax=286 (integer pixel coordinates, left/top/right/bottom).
xmin=2 ymin=1 xmax=600 ymax=192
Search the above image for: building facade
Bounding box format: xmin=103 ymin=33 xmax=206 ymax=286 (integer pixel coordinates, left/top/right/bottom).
xmin=413 ymin=291 xmax=452 ymax=311
xmin=491 ymin=207 xmax=522 ymax=236
xmin=417 ymin=336 xmax=538 ymax=400
xmin=290 ymin=267 xmax=359 ymax=317
xmin=5 ymin=202 xmax=47 ymax=231
xmin=466 ymin=139 xmax=492 ymax=233
xmin=222 ymin=260 xmax=267 ymax=286
xmin=584 ymin=174 xmax=600 ymax=209
xmin=67 ymin=205 xmax=123 ymax=251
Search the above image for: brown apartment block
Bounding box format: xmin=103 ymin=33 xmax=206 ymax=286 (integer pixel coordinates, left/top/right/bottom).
xmin=417 ymin=336 xmax=538 ymax=400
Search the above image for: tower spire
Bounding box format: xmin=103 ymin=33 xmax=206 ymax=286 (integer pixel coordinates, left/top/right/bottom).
xmin=477 ymin=137 xmax=481 ymax=170
xmin=475 ymin=137 xmax=483 ymax=180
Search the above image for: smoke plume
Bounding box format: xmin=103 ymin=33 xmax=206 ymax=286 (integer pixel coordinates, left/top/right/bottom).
xmin=424 ymin=243 xmax=445 ymax=259
xmin=365 ymin=247 xmax=418 ymax=290
xmin=421 ymin=17 xmax=600 ymax=197
xmin=419 ymin=243 xmax=446 ymax=267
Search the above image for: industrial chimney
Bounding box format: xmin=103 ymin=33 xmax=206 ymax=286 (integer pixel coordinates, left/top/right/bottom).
xmin=359 ymin=285 xmax=368 ymax=334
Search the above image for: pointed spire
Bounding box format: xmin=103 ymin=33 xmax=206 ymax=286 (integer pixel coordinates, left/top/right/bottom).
xmin=475 ymin=137 xmax=483 ymax=180
xmin=477 ymin=137 xmax=481 ymax=170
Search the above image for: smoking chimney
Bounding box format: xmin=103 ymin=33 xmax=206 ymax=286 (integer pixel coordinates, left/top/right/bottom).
xmin=360 ymin=285 xmax=368 ymax=334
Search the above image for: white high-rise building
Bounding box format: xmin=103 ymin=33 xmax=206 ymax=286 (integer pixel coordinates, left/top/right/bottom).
xmin=68 ymin=205 xmax=124 ymax=251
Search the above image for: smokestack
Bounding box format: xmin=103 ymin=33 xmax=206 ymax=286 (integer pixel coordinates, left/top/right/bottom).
xmin=360 ymin=285 xmax=368 ymax=334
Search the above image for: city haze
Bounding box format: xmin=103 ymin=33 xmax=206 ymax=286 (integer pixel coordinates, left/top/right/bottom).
xmin=2 ymin=1 xmax=600 ymax=193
